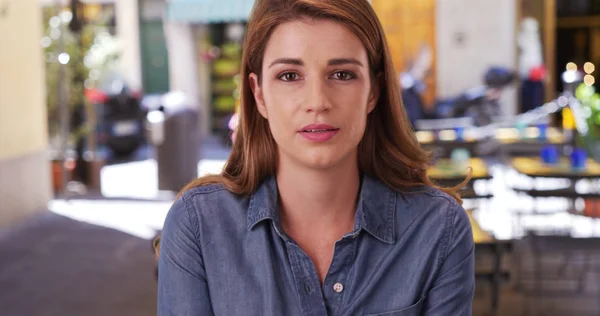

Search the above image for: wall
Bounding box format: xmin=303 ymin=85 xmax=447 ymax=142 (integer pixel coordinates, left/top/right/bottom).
xmin=164 ymin=21 xmax=207 ymax=135
xmin=437 ymin=0 xmax=518 ymax=116
xmin=372 ymin=0 xmax=437 ymax=109
xmin=0 ymin=0 xmax=52 ymax=227
xmin=193 ymin=25 xmax=212 ymax=137
xmin=0 ymin=0 xmax=48 ymax=160
xmin=115 ymin=0 xmax=143 ymax=91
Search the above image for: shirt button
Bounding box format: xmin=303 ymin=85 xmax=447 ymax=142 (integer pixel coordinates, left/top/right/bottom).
xmin=333 ymin=282 xmax=344 ymax=293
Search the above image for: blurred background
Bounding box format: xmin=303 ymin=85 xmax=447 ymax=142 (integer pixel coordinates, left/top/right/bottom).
xmin=0 ymin=0 xmax=599 ymax=315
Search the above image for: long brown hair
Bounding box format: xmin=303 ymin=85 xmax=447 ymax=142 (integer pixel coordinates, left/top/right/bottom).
xmin=180 ymin=0 xmax=468 ymax=203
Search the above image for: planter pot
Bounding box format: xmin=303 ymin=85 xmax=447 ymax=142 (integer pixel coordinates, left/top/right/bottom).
xmin=70 ymin=156 xmax=105 ymax=192
xmin=51 ymin=159 xmax=75 ymax=194
xmin=86 ymin=158 xmax=105 ymax=191
xmin=51 ymin=157 xmax=104 ymax=195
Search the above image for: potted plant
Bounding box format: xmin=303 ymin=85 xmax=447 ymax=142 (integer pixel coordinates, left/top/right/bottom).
xmin=574 ymin=83 xmax=600 ymax=162
xmin=42 ymin=6 xmax=120 ymax=194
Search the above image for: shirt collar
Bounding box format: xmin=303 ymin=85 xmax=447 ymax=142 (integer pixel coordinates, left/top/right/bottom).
xmin=247 ymin=174 xmax=397 ymax=244
xmin=354 ymin=175 xmax=397 ymax=244
xmin=247 ymin=176 xmax=281 ymax=230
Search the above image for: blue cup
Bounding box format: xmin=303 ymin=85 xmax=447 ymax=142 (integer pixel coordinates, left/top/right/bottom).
xmin=537 ymin=123 xmax=548 ymax=141
xmin=451 ymin=148 xmax=471 ymax=170
xmin=570 ymin=148 xmax=587 ymax=170
xmin=540 ymin=145 xmax=559 ymax=165
xmin=515 ymin=121 xmax=527 ymax=139
xmin=454 ymin=127 xmax=464 ymax=141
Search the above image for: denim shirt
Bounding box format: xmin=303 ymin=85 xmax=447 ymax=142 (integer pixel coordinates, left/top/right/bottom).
xmin=158 ymin=175 xmax=474 ymax=316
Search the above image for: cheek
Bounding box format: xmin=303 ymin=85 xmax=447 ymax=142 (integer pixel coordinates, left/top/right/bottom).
xmin=336 ymin=82 xmax=370 ymax=104
xmin=341 ymin=90 xmax=371 ymax=139
xmin=340 ymin=87 xmax=371 ymax=117
xmin=262 ymin=94 xmax=298 ymax=140
xmin=263 ymin=84 xmax=304 ymax=119
xmin=348 ymin=116 xmax=368 ymax=139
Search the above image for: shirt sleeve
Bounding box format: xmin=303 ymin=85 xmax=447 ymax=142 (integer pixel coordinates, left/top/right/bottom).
xmin=422 ymin=203 xmax=475 ymax=315
xmin=158 ymin=196 xmax=214 ymax=316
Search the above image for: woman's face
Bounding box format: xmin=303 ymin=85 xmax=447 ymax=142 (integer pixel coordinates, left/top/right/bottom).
xmin=250 ymin=19 xmax=378 ymax=171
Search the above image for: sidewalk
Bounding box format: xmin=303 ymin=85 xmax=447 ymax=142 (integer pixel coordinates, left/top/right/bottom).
xmin=0 ymin=137 xmax=230 ymax=315
xmin=0 ymin=212 xmax=157 ymax=316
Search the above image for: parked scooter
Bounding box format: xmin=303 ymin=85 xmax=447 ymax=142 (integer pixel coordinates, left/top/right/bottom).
xmin=435 ymin=67 xmax=516 ymax=126
xmin=400 ymin=47 xmax=516 ymax=127
xmin=86 ymin=75 xmax=147 ymax=157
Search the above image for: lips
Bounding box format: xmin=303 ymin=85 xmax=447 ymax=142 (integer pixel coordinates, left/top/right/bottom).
xmin=302 ymin=128 xmax=336 ymax=132
xmin=298 ymin=124 xmax=339 ymax=142
xmin=299 ymin=124 xmax=339 ymax=132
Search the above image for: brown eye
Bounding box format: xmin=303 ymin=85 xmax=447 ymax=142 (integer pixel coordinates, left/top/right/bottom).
xmin=278 ymin=72 xmax=301 ymax=82
xmin=332 ymin=71 xmax=355 ymax=81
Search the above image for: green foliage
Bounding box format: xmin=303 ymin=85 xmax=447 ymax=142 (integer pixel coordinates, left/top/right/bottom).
xmin=574 ymin=83 xmax=600 ymax=161
xmin=42 ymin=6 xmax=120 ymax=142
xmin=575 ymin=83 xmax=600 ymax=138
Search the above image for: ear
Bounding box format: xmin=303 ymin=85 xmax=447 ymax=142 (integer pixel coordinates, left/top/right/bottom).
xmin=249 ymin=73 xmax=268 ymax=119
xmin=367 ymin=74 xmax=381 ymax=113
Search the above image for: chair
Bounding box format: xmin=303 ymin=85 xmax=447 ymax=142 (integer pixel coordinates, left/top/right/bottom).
xmin=515 ymin=232 xmax=600 ymax=315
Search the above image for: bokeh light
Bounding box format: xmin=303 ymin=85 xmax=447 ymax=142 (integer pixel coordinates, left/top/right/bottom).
xmin=584 ymin=62 xmax=595 ymax=74
xmin=49 ymin=16 xmax=60 ymax=28
xmin=584 ymin=74 xmax=595 ymax=86
xmin=40 ymin=36 xmax=52 ymax=48
xmin=566 ymin=62 xmax=577 ymax=71
xmin=58 ymin=52 xmax=70 ymax=65
xmin=50 ymin=28 xmax=61 ymax=40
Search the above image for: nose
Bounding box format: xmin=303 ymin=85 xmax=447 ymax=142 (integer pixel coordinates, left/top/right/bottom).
xmin=305 ymin=78 xmax=332 ymax=113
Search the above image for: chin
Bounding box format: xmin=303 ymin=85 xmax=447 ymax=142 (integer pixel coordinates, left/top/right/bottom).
xmin=301 ymin=148 xmax=352 ymax=170
xmin=304 ymin=158 xmax=338 ymax=170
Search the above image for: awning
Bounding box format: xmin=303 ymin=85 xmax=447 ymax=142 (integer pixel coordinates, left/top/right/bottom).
xmin=167 ymin=0 xmax=255 ymax=24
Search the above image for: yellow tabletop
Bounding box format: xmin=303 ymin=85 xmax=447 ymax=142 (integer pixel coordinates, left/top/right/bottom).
xmin=511 ymin=157 xmax=600 ymax=177
xmin=495 ymin=127 xmax=565 ymax=144
xmin=416 ymin=130 xmax=479 ymax=144
xmin=467 ymin=208 xmax=494 ymax=244
xmin=427 ymin=158 xmax=490 ymax=180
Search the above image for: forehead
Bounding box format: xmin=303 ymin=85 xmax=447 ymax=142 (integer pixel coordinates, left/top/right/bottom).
xmin=263 ymin=19 xmax=368 ymax=64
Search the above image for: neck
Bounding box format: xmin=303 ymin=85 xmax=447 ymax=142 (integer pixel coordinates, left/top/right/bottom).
xmin=276 ymin=156 xmax=361 ymax=235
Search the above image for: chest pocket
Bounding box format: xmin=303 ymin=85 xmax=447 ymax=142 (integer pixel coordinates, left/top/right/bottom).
xmin=363 ymin=296 xmax=425 ymax=316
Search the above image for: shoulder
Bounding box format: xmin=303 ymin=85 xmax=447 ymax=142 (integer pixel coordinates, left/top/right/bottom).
xmin=179 ymin=183 xmax=237 ymax=204
xmin=395 ymin=185 xmax=470 ymax=240
xmin=397 ymin=185 xmax=464 ymax=215
xmin=164 ymin=184 xmax=249 ymax=236
xmin=182 ymin=183 xmax=249 ymax=215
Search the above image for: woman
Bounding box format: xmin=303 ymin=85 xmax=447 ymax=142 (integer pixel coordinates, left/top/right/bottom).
xmin=158 ymin=0 xmax=474 ymax=315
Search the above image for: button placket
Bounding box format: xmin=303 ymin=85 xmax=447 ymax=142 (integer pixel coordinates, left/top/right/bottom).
xmin=322 ymin=238 xmax=357 ymax=315
xmin=304 ymin=281 xmax=313 ymax=294
xmin=286 ymin=242 xmax=327 ymax=315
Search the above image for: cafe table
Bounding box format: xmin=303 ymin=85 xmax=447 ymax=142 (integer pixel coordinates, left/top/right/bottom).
xmin=427 ymin=157 xmax=493 ymax=199
xmin=496 ymin=127 xmax=569 ymax=157
xmin=511 ymin=157 xmax=600 ymax=220
xmin=416 ymin=130 xmax=497 ymax=158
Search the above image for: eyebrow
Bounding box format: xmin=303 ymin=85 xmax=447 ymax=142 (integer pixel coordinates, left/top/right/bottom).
xmin=328 ymin=58 xmax=364 ymax=67
xmin=268 ymin=58 xmax=303 ymax=68
xmin=267 ymin=58 xmax=364 ymax=68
